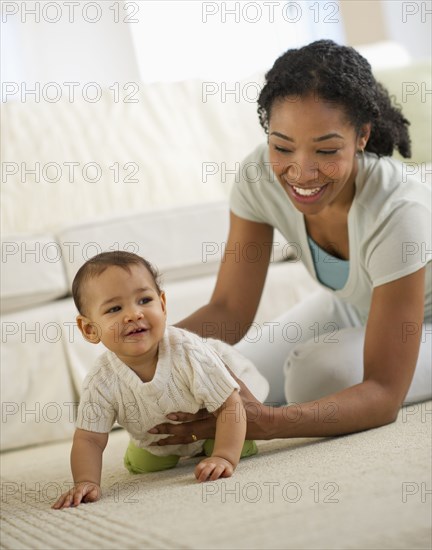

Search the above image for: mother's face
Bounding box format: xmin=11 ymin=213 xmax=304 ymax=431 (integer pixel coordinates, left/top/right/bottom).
xmin=268 ymin=95 xmax=370 ymax=216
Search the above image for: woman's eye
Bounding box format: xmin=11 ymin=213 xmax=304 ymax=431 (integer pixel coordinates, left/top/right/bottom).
xmin=318 ymin=150 xmax=338 ymax=155
xmin=274 ymin=146 xmax=292 ymax=154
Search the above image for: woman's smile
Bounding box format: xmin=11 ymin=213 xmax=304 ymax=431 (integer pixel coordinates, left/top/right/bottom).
xmin=286 ymin=182 xmax=330 ymax=204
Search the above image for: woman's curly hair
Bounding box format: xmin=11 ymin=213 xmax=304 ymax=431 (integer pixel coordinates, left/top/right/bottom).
xmin=257 ymin=40 xmax=411 ymax=158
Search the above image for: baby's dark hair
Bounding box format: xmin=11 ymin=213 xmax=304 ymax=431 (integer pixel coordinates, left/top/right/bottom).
xmin=257 ymin=39 xmax=411 ymax=158
xmin=72 ymin=251 xmax=162 ymax=315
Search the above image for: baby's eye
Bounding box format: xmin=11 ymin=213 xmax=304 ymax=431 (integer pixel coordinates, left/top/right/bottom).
xmin=139 ymin=297 xmax=152 ymax=305
xmin=106 ymin=306 xmax=121 ymax=314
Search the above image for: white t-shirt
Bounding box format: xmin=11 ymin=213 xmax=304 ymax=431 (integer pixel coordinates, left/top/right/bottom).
xmin=230 ymin=144 xmax=431 ymax=324
xmin=75 ymin=326 xmax=269 ymax=457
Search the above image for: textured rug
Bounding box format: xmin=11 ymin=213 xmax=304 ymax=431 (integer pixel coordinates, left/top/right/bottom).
xmin=1 ymin=402 xmax=431 ymax=550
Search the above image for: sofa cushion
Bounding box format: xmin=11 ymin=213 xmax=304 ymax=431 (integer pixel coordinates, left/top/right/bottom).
xmin=56 ymin=201 xmax=291 ymax=290
xmin=1 ymin=73 xmax=266 ymax=236
xmin=0 ymin=300 xmax=77 ymax=450
xmin=1 ymin=234 xmax=68 ymax=314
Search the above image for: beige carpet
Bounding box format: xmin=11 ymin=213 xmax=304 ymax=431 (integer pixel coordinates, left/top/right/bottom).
xmin=1 ymin=402 xmax=431 ymax=550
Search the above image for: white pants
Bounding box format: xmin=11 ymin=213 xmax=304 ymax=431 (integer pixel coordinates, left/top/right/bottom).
xmin=235 ymin=290 xmax=432 ymax=406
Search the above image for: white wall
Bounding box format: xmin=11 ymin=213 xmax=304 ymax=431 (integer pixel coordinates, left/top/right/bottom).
xmin=381 ymin=0 xmax=432 ymax=59
xmin=1 ymin=0 xmax=346 ymax=86
xmin=1 ymin=1 xmax=430 ymax=92
xmin=1 ymin=1 xmax=140 ymax=86
xmin=129 ymin=0 xmax=344 ymax=82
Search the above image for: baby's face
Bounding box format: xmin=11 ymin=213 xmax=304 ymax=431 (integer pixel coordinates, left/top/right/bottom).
xmin=78 ymin=264 xmax=166 ymax=365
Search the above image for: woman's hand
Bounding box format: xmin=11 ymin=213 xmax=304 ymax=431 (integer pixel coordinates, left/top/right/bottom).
xmin=149 ymin=369 xmax=276 ymax=445
xmin=148 ymin=408 xmax=217 ymax=446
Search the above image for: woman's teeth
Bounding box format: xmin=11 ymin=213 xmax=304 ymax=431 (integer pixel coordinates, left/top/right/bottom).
xmin=293 ymin=186 xmax=322 ymax=196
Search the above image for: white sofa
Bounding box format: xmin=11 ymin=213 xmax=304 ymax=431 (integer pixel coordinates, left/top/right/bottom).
xmin=1 ymin=55 xmax=431 ymax=451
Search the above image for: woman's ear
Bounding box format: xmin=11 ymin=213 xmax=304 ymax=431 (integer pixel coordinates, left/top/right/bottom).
xmin=76 ymin=315 xmax=101 ymax=344
xmin=358 ymin=123 xmax=372 ymax=151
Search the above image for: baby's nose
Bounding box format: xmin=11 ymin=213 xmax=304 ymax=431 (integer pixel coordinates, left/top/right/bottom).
xmin=124 ymin=308 xmax=144 ymax=322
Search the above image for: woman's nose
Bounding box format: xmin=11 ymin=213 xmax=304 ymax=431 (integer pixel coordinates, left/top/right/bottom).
xmin=287 ymin=159 xmax=319 ymax=184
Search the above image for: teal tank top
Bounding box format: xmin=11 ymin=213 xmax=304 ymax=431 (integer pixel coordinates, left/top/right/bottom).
xmin=307 ymin=236 xmax=350 ymax=290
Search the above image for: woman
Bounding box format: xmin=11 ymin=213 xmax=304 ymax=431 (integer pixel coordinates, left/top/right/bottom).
xmin=149 ymin=40 xmax=431 ymax=444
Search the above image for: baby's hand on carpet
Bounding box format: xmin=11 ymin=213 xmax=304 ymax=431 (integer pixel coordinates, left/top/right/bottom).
xmin=195 ymin=456 xmax=234 ymax=482
xmin=52 ymin=482 xmax=101 ymax=509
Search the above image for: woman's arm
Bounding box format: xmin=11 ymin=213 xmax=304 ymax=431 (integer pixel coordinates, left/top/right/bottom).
xmin=151 ymin=268 xmax=426 ymax=443
xmin=255 ymin=267 xmax=427 ymax=438
xmin=175 ymin=211 xmax=274 ymax=343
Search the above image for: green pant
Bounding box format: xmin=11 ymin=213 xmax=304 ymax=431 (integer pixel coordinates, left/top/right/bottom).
xmin=124 ymin=439 xmax=258 ymax=474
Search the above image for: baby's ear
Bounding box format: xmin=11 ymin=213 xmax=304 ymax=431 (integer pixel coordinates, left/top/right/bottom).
xmin=76 ymin=315 xmax=101 ymax=344
xmin=159 ymin=291 xmax=167 ymax=316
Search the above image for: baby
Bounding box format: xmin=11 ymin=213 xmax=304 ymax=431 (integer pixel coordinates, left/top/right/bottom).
xmin=53 ymin=251 xmax=268 ymax=508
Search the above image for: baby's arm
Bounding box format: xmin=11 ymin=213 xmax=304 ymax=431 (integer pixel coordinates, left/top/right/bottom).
xmin=195 ymin=390 xmax=246 ymax=482
xmin=52 ymin=428 xmax=108 ymax=509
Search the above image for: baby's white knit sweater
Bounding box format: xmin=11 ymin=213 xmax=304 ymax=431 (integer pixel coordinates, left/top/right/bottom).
xmin=76 ymin=326 xmax=268 ymax=457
